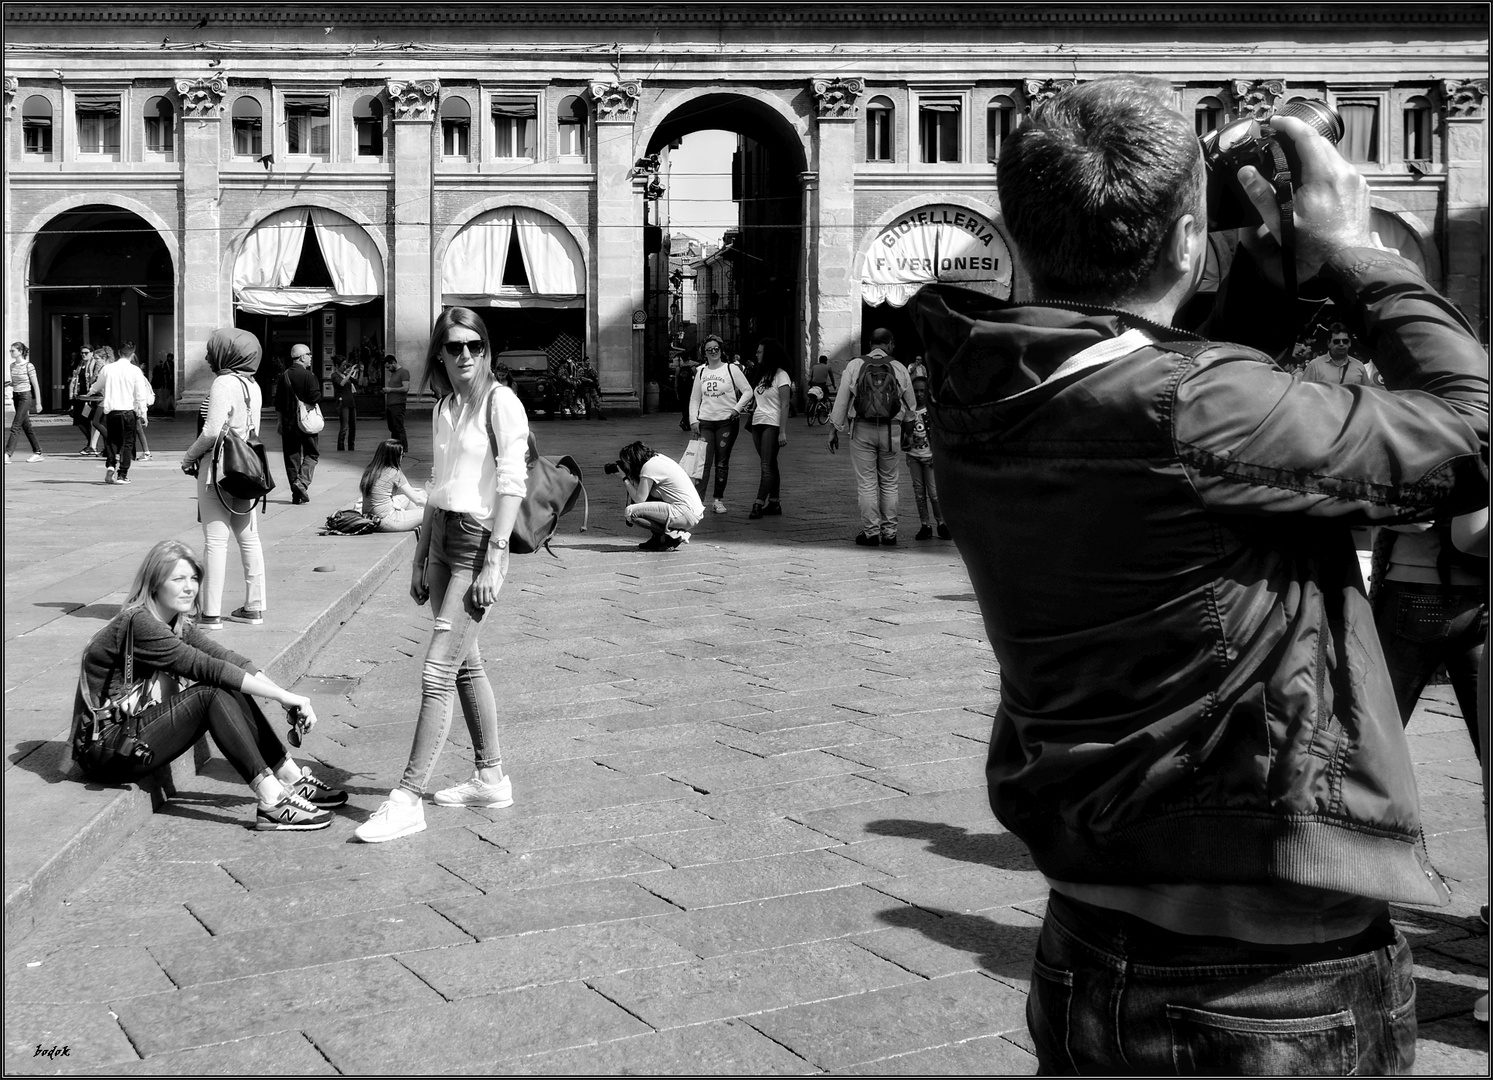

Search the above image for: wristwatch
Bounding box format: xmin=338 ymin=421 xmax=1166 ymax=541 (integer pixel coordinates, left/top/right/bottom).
xmin=489 ymin=537 xmax=509 ymax=550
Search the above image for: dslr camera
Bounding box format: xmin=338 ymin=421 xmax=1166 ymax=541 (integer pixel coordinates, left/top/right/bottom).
xmin=603 ymin=461 xmax=622 ymax=476
xmin=1200 ymin=99 xmax=1343 ymax=230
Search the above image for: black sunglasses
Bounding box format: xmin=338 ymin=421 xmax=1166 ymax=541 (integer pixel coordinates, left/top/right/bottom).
xmin=441 ymin=340 xmax=487 ymax=359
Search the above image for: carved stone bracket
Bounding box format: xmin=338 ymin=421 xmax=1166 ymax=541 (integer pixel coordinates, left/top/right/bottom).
xmin=1023 ymin=78 xmax=1076 ymax=113
xmin=1228 ymin=79 xmax=1286 ymax=121
xmin=809 ymin=76 xmax=864 ymax=119
xmin=1441 ymin=78 xmax=1489 ymax=119
xmin=3 ymin=77 xmax=17 ymax=117
xmin=386 ymin=79 xmax=439 ymax=120
xmin=173 ymin=74 xmax=227 ymax=118
xmin=588 ymin=79 xmax=641 ymax=122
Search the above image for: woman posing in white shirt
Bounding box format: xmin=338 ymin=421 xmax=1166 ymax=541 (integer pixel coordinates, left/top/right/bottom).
xmin=356 ymin=308 xmax=529 ymax=843
xmin=741 ymin=337 xmax=793 ymax=520
xmin=687 ymin=334 xmax=751 ymax=515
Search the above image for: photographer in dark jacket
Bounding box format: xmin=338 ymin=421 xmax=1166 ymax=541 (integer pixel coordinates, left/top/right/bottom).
xmin=912 ymin=77 xmax=1487 ymax=1075
xmin=275 ymin=343 xmax=321 ymax=504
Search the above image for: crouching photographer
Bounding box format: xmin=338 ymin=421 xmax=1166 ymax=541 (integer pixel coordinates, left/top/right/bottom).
xmin=911 ymin=76 xmax=1487 ymax=1075
xmin=608 ymin=440 xmax=704 ymax=551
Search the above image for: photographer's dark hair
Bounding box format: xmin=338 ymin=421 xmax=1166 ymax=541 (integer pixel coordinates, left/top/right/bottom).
xmin=617 ymin=440 xmax=656 ymax=484
xmin=422 ymin=307 xmax=493 ymax=398
xmin=753 ymin=337 xmax=790 ymax=390
xmin=358 ymin=439 xmax=406 ymax=499
xmin=998 ymin=76 xmax=1204 ymax=304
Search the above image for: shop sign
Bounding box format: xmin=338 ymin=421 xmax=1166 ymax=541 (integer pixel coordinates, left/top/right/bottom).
xmin=861 ymin=204 xmax=1013 ymax=306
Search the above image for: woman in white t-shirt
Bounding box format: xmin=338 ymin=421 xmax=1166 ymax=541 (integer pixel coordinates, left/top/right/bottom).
xmin=741 ymin=338 xmax=792 ymax=520
xmin=354 ymin=307 xmax=530 ymax=844
xmin=617 ymin=440 xmax=705 ymax=551
xmin=687 ymin=334 xmax=751 ymax=514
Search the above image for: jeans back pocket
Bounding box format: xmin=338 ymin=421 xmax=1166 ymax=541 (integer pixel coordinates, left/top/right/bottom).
xmin=1167 ymin=1004 xmax=1356 ymax=1076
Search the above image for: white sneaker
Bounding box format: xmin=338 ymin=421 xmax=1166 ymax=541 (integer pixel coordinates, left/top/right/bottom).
xmin=712 ymin=499 xmax=727 ymax=514
xmin=26 ymin=454 xmax=42 ymax=463
xmin=434 ymin=773 xmax=513 ymax=808
xmin=354 ymin=791 xmax=426 ymax=843
xmin=1476 ymin=992 xmax=1489 ymax=1023
xmin=3 ymin=454 xmax=10 ymax=464
xmin=104 ymin=466 xmax=117 ymax=484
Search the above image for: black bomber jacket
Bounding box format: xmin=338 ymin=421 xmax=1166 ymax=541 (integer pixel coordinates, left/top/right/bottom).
xmin=912 ymin=247 xmax=1488 ymax=905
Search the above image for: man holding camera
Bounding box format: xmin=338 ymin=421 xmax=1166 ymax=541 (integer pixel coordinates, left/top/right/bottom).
xmin=913 ymin=77 xmax=1486 ymax=1074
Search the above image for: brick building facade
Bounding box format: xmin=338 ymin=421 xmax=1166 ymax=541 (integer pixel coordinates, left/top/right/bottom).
xmin=4 ymin=5 xmax=1487 ymax=412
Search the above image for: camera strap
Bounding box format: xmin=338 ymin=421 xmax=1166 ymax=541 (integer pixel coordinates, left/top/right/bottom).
xmin=1268 ymin=139 xmax=1299 ymax=301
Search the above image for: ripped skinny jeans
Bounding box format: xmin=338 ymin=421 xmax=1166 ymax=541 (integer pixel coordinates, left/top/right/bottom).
xmin=400 ymin=509 xmax=503 ymax=796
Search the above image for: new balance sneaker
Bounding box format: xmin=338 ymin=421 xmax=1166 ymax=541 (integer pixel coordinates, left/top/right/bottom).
xmin=287 ymin=767 xmax=348 ymax=808
xmin=115 ymin=476 xmax=131 ymax=485
xmin=255 ymin=791 xmax=333 ymax=831
xmin=354 ymin=792 xmax=426 ymax=843
xmin=26 ymin=453 xmax=43 ymax=463
xmin=104 ymin=466 xmax=117 ymax=484
xmin=433 ymin=773 xmax=513 ymax=808
xmin=2 ymin=454 xmax=10 ymax=464
xmin=138 ymin=452 xmax=152 ymax=461
xmin=712 ymin=499 xmax=728 ymax=514
xmin=228 ymin=606 xmax=264 ymax=625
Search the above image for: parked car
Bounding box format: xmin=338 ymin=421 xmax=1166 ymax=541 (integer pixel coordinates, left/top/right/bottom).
xmin=497 ymin=349 xmax=557 ymax=418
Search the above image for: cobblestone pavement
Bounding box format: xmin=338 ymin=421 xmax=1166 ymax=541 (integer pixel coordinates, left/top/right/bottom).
xmin=4 ymin=411 xmax=1488 ymax=1074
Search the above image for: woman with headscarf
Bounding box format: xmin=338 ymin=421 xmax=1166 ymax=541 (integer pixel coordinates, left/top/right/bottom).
xmin=180 ymin=329 xmax=268 ymax=632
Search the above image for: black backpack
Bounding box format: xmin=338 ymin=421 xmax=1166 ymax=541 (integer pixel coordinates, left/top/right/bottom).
xmin=853 ymin=355 xmax=901 ymax=420
xmin=322 ymin=509 xmax=380 ymax=536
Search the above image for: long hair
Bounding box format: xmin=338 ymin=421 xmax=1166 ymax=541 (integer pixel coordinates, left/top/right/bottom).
xmin=121 ymin=540 xmax=203 ymax=621
xmin=10 ymin=342 xmax=28 ymax=360
xmin=422 ymin=307 xmax=494 ymax=400
xmin=359 ymin=439 xmax=406 ymax=497
xmin=93 ymin=345 xmax=115 ymax=364
xmin=752 ymin=337 xmax=790 ymax=390
xmin=617 ymin=440 xmax=656 ymax=485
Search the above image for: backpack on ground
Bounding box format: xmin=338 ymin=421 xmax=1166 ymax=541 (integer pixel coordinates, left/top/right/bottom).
xmin=476 ymin=387 xmax=590 ymax=556
xmin=322 ymin=508 xmax=379 ymax=536
xmin=853 ymin=355 xmax=901 ymax=420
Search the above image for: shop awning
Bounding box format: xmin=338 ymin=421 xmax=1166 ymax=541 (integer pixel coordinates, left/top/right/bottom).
xmin=860 ymin=204 xmax=1013 ymax=307
xmin=443 ymin=208 xmax=585 ymax=310
xmin=233 ymin=208 xmax=383 ymax=317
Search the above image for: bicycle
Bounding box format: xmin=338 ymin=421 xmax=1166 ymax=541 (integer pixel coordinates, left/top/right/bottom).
xmin=805 ymin=388 xmax=832 ymax=426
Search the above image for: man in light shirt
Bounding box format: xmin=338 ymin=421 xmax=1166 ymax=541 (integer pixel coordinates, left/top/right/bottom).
xmin=88 ymin=344 xmax=154 ymax=485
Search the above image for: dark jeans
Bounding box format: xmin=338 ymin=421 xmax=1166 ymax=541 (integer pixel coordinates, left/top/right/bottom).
xmin=81 ymin=684 xmax=285 ymax=786
xmin=386 ymin=403 xmax=408 ymax=452
xmin=6 ymin=392 xmax=41 ymax=454
xmin=104 ymin=410 xmax=138 ymax=476
xmin=1028 ymin=890 xmax=1415 ymax=1076
xmin=1374 ymin=578 xmax=1487 ymax=758
xmin=751 ymin=423 xmax=781 ymax=504
xmin=696 ymin=415 xmax=740 ymax=500
xmin=337 ymin=402 xmax=357 ymax=452
xmin=279 ymin=421 xmax=320 ymax=499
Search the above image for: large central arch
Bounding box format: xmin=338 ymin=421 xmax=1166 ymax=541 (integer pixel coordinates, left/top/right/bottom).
xmin=640 ymin=90 xmax=810 ymax=405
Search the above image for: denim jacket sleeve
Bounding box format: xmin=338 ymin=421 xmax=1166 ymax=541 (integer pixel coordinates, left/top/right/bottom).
xmin=1172 ymin=247 xmax=1489 ymax=522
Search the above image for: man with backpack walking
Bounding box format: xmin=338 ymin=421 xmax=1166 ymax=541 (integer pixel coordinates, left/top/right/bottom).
xmin=828 ymin=327 xmax=917 ymax=545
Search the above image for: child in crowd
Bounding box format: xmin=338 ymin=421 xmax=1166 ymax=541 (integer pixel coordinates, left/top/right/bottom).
xmin=359 ymin=438 xmax=427 ymax=532
xmin=903 ymin=376 xmax=950 ymax=541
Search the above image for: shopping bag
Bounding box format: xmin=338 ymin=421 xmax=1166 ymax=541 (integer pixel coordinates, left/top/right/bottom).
xmin=679 ymin=437 xmax=706 ymax=482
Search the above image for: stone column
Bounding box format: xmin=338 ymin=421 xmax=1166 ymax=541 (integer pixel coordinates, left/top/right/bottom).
xmin=809 ymin=77 xmax=863 ymax=364
xmin=590 ymin=79 xmax=644 ymax=413
xmin=175 ymin=74 xmax=227 ymax=402
xmin=4 ymin=78 xmax=19 ymax=369
xmin=799 ymin=170 xmax=819 ymax=380
xmin=388 ymin=79 xmax=438 ymax=387
xmin=1440 ymin=79 xmax=1489 ymax=332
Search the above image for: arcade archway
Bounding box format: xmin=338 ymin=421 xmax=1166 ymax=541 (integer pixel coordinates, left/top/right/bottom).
xmin=28 ymin=206 xmax=174 ymax=411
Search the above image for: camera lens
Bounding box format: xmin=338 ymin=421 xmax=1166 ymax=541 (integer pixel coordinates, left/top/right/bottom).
xmin=1275 ymin=99 xmax=1344 ymax=145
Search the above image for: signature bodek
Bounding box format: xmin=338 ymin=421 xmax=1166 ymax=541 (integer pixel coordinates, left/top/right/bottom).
xmin=34 ymin=1044 xmax=71 ymax=1060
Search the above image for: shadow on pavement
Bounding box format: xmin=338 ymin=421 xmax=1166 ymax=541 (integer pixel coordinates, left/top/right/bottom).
xmin=34 ymin=601 xmax=119 ymax=621
xmin=863 ymin=819 xmax=1036 ymax=871
xmin=876 ymin=902 xmax=1041 ymax=984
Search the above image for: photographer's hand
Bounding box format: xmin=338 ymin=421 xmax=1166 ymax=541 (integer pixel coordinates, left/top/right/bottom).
xmin=1236 ymin=114 xmax=1375 ymax=284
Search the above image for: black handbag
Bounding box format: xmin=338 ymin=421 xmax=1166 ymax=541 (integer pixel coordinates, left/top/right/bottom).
xmin=212 ymin=374 xmax=275 ymax=515
xmin=479 ymin=390 xmax=588 ymax=556
xmin=74 ymin=616 xmax=161 ymax=780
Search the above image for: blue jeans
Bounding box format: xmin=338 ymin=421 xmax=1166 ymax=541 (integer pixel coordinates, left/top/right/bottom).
xmin=849 ymin=419 xmax=900 ymax=538
xmin=400 ymin=509 xmax=503 ymax=795
xmin=1027 ymin=890 xmax=1415 ymax=1076
xmin=1374 ymin=579 xmax=1487 ymax=759
xmin=751 ymin=423 xmax=781 ymax=504
xmin=696 ymin=415 xmax=740 ymax=500
xmin=6 ymin=392 xmax=41 ymax=454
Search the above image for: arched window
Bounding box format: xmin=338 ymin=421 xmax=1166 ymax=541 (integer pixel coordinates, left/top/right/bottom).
xmin=144 ymin=95 xmax=175 ymax=155
xmin=1403 ymin=95 xmax=1433 ymax=161
xmin=22 ymin=95 xmax=53 ymax=156
xmin=353 ymin=95 xmax=384 ymax=158
xmin=1195 ymin=96 xmax=1224 ymax=137
xmin=865 ymin=95 xmax=894 ymax=162
xmin=232 ymin=97 xmax=263 ymax=158
xmin=441 ymin=96 xmax=471 ymax=159
xmin=986 ymin=96 xmax=1016 ymax=162
xmin=558 ymin=95 xmax=588 ymax=159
